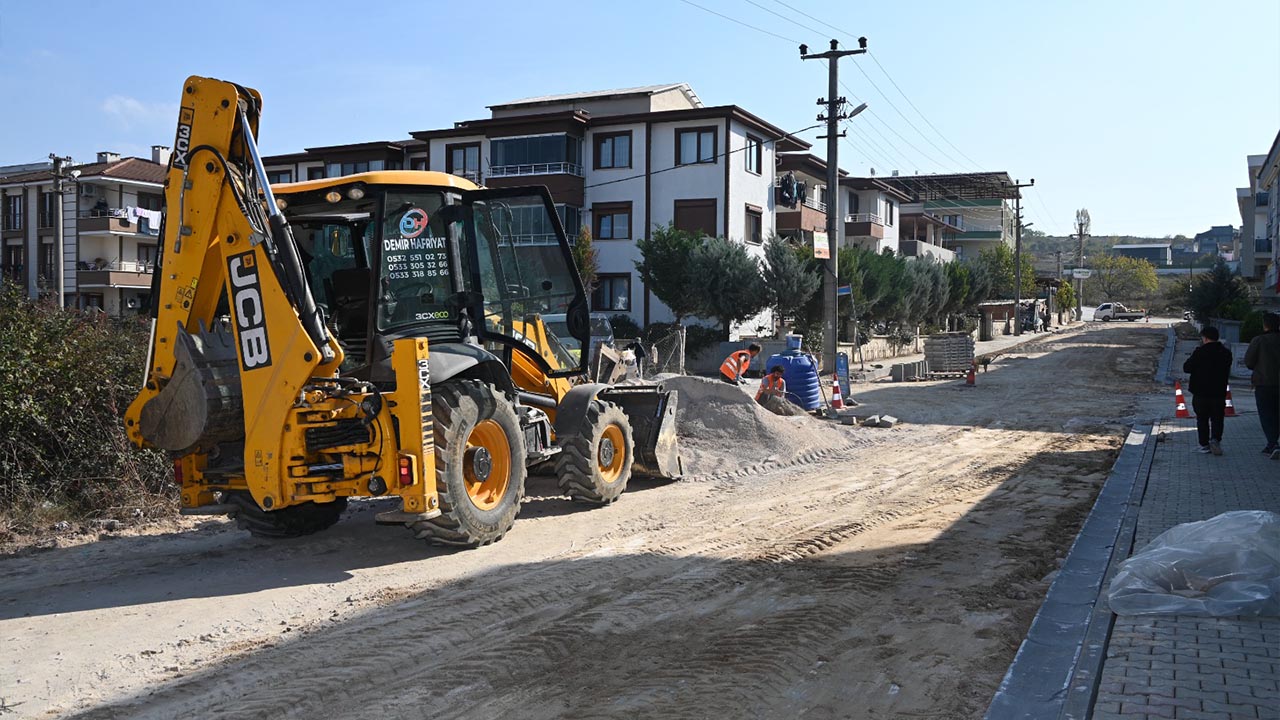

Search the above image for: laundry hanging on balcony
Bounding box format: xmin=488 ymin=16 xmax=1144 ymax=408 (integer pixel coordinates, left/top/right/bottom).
xmin=126 ymin=206 xmax=163 ymax=235
xmin=779 ymin=172 xmax=797 ymax=208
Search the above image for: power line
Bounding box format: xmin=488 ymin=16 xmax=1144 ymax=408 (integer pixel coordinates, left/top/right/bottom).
xmin=677 ymin=0 xmax=801 ymax=44
xmin=866 ymin=52 xmax=984 ymax=171
xmin=740 ymin=0 xmax=827 ymax=38
xmin=770 ymin=0 xmax=856 ymax=37
xmin=847 ymin=56 xmax=971 ymax=171
xmin=583 ymin=123 xmax=823 ymax=190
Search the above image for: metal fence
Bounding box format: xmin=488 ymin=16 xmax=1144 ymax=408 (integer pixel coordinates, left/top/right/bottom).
xmin=624 ymin=326 xmax=685 ymax=379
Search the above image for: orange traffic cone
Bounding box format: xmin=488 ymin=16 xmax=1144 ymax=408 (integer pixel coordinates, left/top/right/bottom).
xmin=965 ymin=363 xmax=976 ymax=386
xmin=1225 ymin=385 xmax=1237 ymax=417
xmin=830 ymin=374 xmax=844 ymax=410
xmin=1174 ymin=380 xmax=1192 ymax=419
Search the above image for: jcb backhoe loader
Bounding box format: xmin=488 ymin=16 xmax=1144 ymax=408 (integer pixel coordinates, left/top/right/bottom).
xmin=125 ymin=76 xmax=680 ymax=546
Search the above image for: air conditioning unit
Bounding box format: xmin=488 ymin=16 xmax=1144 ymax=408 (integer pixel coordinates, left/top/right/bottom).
xmin=80 ymin=184 xmax=96 ymax=196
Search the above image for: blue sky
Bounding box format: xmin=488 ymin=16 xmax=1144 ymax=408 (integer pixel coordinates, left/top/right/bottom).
xmin=1 ymin=0 xmax=1276 ymax=237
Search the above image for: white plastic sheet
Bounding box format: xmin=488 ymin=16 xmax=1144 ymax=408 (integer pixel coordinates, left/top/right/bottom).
xmin=1107 ymin=511 xmax=1280 ymax=617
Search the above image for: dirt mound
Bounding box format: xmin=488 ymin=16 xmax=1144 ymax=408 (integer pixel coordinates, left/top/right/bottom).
xmin=662 ymin=376 xmax=855 ymax=476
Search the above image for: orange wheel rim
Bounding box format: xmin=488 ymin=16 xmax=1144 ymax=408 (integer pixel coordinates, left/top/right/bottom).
xmin=464 ymin=419 xmax=511 ymax=511
xmin=597 ymin=424 xmax=626 ymax=484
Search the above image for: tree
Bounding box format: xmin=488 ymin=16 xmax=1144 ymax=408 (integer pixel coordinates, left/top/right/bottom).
xmin=1084 ymin=254 xmax=1159 ymax=301
xmin=1180 ymin=258 xmax=1256 ymax=323
xmin=571 ymin=225 xmax=598 ymax=295
xmin=690 ymin=236 xmax=768 ymax=339
xmin=634 ymin=224 xmax=702 ymax=322
xmin=760 ymin=234 xmax=819 ymax=336
xmin=977 ymin=244 xmax=1036 ymax=300
xmin=1055 ymin=282 xmax=1076 ymax=315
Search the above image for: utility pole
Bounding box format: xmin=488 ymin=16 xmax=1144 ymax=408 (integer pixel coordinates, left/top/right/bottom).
xmin=1075 ymin=208 xmax=1090 ymax=319
xmin=1007 ymin=179 xmax=1034 ymax=336
xmin=49 ymin=154 xmax=73 ymax=308
xmin=801 ymin=37 xmax=867 ymax=373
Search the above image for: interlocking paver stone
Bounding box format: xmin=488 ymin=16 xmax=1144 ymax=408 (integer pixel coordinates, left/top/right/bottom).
xmin=1092 ymin=339 xmax=1280 ymax=720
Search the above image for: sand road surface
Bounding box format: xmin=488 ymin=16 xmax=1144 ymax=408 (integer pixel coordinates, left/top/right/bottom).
xmin=0 ymin=324 xmax=1167 ymax=719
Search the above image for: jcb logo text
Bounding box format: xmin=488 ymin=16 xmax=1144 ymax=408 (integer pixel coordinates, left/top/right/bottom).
xmin=228 ymin=252 xmax=272 ymax=370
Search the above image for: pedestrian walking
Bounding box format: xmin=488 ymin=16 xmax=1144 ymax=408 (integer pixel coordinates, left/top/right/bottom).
xmin=1182 ymin=326 xmax=1234 ymax=455
xmin=1040 ymin=308 xmax=1050 ymax=332
xmin=1244 ymin=312 xmax=1280 ymax=459
xmin=719 ymin=343 xmax=761 ymax=385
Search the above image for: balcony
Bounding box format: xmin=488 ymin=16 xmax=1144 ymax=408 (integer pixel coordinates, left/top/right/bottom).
xmin=487 ymin=162 xmax=582 ymax=178
xmin=845 ymin=212 xmax=885 ymax=239
xmin=77 ymin=259 xmax=154 ymax=288
xmin=78 ymin=208 xmax=161 ymax=236
xmin=900 ymin=240 xmax=955 ymax=263
xmin=1257 ymin=238 xmax=1273 ymax=254
xmin=774 ymin=179 xmax=827 ymax=212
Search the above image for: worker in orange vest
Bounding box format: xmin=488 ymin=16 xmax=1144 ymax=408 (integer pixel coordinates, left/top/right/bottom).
xmin=756 ymin=365 xmax=787 ymax=404
xmin=720 ymin=343 xmax=761 ymax=385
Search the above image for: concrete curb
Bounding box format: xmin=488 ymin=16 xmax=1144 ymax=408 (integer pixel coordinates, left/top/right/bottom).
xmin=985 ymin=421 xmax=1159 ymax=720
xmin=1156 ymin=325 xmax=1176 ymax=385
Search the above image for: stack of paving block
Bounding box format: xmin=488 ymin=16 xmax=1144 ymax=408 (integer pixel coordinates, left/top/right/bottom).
xmin=922 ymin=332 xmax=975 ymax=374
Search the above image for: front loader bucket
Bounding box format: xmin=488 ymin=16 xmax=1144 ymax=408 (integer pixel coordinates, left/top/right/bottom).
xmin=600 ymin=384 xmax=682 ymax=479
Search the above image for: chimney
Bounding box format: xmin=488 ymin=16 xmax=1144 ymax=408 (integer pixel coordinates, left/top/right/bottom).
xmin=151 ymin=145 xmax=172 ymax=166
xmin=97 ymin=151 xmax=120 ymax=164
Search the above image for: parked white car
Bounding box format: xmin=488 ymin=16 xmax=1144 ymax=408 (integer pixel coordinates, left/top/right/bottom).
xmin=1094 ymin=302 xmax=1146 ymax=322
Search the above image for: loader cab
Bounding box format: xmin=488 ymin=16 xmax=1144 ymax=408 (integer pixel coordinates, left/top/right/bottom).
xmin=273 ymin=171 xmax=590 ymax=382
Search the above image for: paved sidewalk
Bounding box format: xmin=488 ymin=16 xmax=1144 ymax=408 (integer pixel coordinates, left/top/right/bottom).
xmin=988 ymin=333 xmax=1280 ymax=720
xmin=1092 ymin=358 xmax=1280 ymax=719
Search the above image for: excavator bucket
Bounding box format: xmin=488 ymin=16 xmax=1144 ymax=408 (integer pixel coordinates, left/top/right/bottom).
xmin=600 ymin=384 xmax=682 ymax=479
xmin=139 ymin=322 xmax=244 ymax=453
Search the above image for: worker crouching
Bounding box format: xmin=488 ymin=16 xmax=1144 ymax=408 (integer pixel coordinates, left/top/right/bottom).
xmin=756 ymin=365 xmax=787 ymax=406
xmin=720 ymin=343 xmax=761 ymax=385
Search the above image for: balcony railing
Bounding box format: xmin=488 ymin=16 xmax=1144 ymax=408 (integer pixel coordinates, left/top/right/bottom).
xmin=78 ymin=207 xmax=162 ymax=235
xmin=845 ymin=213 xmax=883 ymax=225
xmin=78 ymin=259 xmax=154 ymax=273
xmin=487 ymin=162 xmax=583 ymax=178
xmin=498 ymin=233 xmax=561 ymax=247
xmin=1258 ymin=238 xmax=1273 ymax=254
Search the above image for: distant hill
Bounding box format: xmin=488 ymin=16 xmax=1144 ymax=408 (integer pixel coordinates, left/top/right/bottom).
xmin=1022 ymin=232 xmax=1192 ymax=265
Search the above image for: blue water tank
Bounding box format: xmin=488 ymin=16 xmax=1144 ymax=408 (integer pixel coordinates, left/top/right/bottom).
xmin=764 ymin=348 xmax=821 ymax=411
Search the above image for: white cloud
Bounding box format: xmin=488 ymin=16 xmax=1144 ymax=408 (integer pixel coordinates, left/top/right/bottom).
xmin=101 ymin=95 xmax=176 ymax=130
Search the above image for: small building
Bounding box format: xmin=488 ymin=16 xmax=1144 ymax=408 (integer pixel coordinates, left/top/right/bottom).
xmin=1111 ymin=243 xmax=1172 ymax=266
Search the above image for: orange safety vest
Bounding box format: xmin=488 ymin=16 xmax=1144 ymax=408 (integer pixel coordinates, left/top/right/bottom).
xmin=756 ymin=374 xmax=785 ymax=401
xmin=720 ymin=350 xmax=754 ymax=380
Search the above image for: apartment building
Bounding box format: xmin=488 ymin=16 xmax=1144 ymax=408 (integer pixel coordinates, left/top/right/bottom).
xmin=841 ymin=177 xmax=909 ymax=255
xmin=1260 ymin=130 xmax=1280 ymax=295
xmin=264 ymin=83 xmax=807 ymax=335
xmin=878 ymin=172 xmax=1019 ymax=262
xmin=1237 ymin=154 xmax=1271 ymax=284
xmin=1 ymin=149 xmax=167 ymax=314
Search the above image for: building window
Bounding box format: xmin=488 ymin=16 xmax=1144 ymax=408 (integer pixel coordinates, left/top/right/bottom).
xmin=593 ymin=202 xmax=631 ymax=240
xmin=3 ymin=245 xmax=22 ymax=280
xmin=137 ymin=193 xmax=163 ymax=211
xmin=266 ymin=169 xmax=293 ymax=184
xmin=594 ymin=131 xmax=632 ymax=169
xmin=558 ymin=205 xmax=582 ymax=237
xmin=885 ymin=198 xmax=896 ymax=226
xmin=592 ymin=273 xmax=631 ymax=312
xmin=307 ymin=166 xmax=326 ymax=180
xmin=80 ymin=293 xmax=103 ymax=310
xmin=38 ymin=242 xmax=55 ymax=282
xmin=410 ymin=158 xmax=427 ymax=171
xmin=676 ymin=127 xmax=717 ymax=166
xmin=745 ymin=205 xmax=763 ymax=245
xmin=324 ymin=161 xmax=383 ymax=178
xmin=4 ymin=195 xmax=23 ymax=231
xmin=447 ymin=143 xmax=482 ymax=180
xmin=745 ymin=135 xmax=762 ymax=175
xmin=138 ymin=244 xmax=158 ymax=268
xmin=673 ymin=199 xmax=717 ymax=236
xmin=38 ymin=191 xmax=57 ymax=228
xmin=490 ymin=134 xmax=581 ymax=173
xmin=848 ymin=192 xmax=859 ymax=214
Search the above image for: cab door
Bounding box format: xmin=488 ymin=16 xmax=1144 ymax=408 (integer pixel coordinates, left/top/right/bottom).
xmin=462 ymin=187 xmax=590 ymax=379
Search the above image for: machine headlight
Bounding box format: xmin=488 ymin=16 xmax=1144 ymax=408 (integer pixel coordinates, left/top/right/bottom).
xmin=274 ymin=197 xmax=288 ymax=210
xmin=324 ymin=191 xmax=342 ymax=204
xmin=347 ymin=186 xmax=365 ymax=200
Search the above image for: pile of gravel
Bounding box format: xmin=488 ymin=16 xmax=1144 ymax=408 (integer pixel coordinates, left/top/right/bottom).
xmin=662 ymin=376 xmax=854 ymax=476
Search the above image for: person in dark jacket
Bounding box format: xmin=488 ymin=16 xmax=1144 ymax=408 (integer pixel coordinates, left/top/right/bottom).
xmin=1182 ymin=326 xmax=1234 ymax=455
xmin=1244 ymin=312 xmax=1280 ymax=458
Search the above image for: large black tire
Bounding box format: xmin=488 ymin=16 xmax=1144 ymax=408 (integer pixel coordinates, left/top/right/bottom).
xmin=408 ymin=380 xmax=526 ymax=547
xmin=224 ymin=491 xmax=347 ymax=539
xmin=555 ymin=400 xmax=634 ymax=505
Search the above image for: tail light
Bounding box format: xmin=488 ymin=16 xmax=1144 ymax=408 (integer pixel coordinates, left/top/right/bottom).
xmin=398 ymin=456 xmax=412 ymax=486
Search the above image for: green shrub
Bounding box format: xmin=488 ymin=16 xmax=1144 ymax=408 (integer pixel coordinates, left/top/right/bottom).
xmin=1240 ymin=310 xmax=1264 ymax=343
xmin=0 ymin=283 xmax=173 ymax=537
xmin=608 ymin=313 xmax=642 ymax=340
